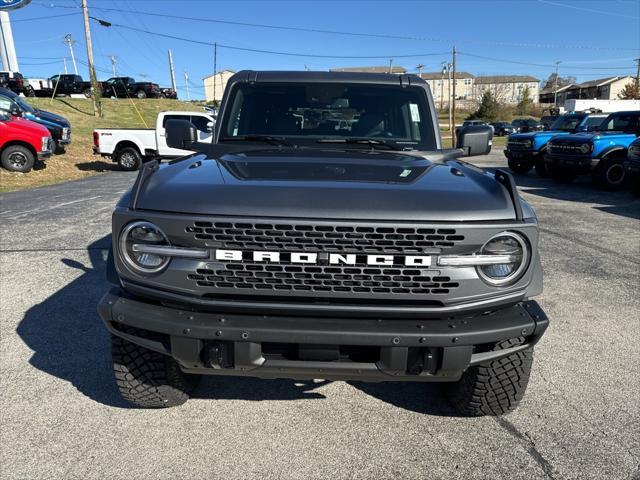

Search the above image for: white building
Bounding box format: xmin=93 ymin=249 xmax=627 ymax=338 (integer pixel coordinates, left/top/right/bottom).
xmin=203 ymin=70 xmax=235 ymax=103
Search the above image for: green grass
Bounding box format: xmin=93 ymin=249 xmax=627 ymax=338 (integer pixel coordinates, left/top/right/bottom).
xmin=0 ymin=97 xmax=205 ymax=193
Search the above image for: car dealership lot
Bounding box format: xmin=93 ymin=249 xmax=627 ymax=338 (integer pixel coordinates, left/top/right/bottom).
xmin=1 ymin=149 xmax=638 ymax=480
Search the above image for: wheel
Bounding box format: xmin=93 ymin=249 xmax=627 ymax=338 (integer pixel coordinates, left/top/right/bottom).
xmin=112 ymin=331 xmax=200 ymax=408
xmin=534 ymin=158 xmax=549 ymax=178
xmin=135 ymin=90 xmax=147 ymax=99
xmin=53 ymin=140 xmax=65 ymax=155
xmin=83 ymin=88 xmax=92 ymax=98
xmin=1 ymin=145 xmax=35 ymax=172
xmin=507 ymin=157 xmax=533 ymax=174
xmin=549 ymin=164 xmax=577 ymax=183
xmin=25 ymin=86 xmax=36 ymax=98
xmin=159 ymin=92 xmax=167 ymax=99
xmin=446 ymin=337 xmax=533 ymax=416
xmin=592 ymin=157 xmax=626 ymax=191
xmin=114 ymin=146 xmax=142 ymax=171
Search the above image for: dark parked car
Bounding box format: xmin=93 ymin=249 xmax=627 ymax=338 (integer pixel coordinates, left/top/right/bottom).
xmin=0 ymin=71 xmax=33 ymax=97
xmin=539 ymin=115 xmax=560 ymax=130
xmin=160 ymin=87 xmax=177 ymax=99
xmin=512 ymin=118 xmax=544 ymax=133
xmin=102 ymin=77 xmax=161 ymax=99
xmin=0 ymin=88 xmax=71 ymax=153
xmin=490 ymin=122 xmax=516 ymax=136
xmin=47 ymin=74 xmax=98 ymax=97
xmin=98 ymin=70 xmax=548 ymax=417
xmin=625 ymin=137 xmax=640 ymax=195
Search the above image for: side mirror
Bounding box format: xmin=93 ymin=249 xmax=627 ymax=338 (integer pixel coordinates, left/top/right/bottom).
xmin=456 ymin=125 xmax=493 ymax=157
xmin=165 ymin=119 xmax=197 ymax=149
xmin=206 ymin=121 xmax=214 ymax=133
xmin=10 ymin=105 xmax=21 ymax=116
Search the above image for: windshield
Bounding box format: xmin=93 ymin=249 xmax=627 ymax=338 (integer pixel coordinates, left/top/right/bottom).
xmin=549 ymin=114 xmax=585 ymax=131
xmin=584 ymin=116 xmax=606 ymax=129
xmin=220 ymin=82 xmax=437 ymax=150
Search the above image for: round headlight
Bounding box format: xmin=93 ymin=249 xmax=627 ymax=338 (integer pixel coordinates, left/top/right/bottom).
xmin=523 ymin=139 xmax=533 ymax=148
xmin=477 ymin=232 xmax=529 ymax=286
xmin=119 ymin=221 xmax=170 ymax=274
xmin=579 ymin=143 xmax=592 ymax=154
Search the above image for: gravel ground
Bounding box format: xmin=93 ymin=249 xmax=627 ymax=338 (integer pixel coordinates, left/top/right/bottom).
xmin=1 ymin=150 xmax=639 ymax=480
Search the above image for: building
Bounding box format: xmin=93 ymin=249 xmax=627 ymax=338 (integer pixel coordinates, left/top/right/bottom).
xmin=418 ymin=72 xmax=475 ymax=107
xmin=473 ymin=75 xmax=540 ymax=103
xmin=538 ymin=76 xmax=635 ymax=105
xmin=330 ymin=66 xmax=407 ymax=74
xmin=203 ymin=70 xmax=235 ymax=103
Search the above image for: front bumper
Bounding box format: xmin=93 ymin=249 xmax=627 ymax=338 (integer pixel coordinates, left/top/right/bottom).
xmin=544 ymin=153 xmax=596 ymax=171
xmin=98 ymin=287 xmax=549 ymax=382
xmin=505 ymin=149 xmax=540 ymax=160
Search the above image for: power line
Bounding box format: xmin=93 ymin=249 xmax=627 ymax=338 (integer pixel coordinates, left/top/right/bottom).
xmin=30 ymin=2 xmax=640 ymax=51
xmin=12 ymin=12 xmax=81 ymax=22
xmin=457 ymin=52 xmax=637 ymax=70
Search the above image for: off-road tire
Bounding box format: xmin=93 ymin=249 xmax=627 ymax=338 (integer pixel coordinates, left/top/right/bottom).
xmin=111 ymin=332 xmax=200 ymax=408
xmin=549 ymin=164 xmax=577 ymax=183
xmin=1 ymin=145 xmax=35 ymax=172
xmin=114 ymin=146 xmax=142 ymax=171
xmin=135 ymin=90 xmax=147 ymax=99
xmin=507 ymin=157 xmax=533 ymax=174
xmin=592 ymin=157 xmax=626 ymax=191
xmin=83 ymin=88 xmax=92 ymax=98
xmin=446 ymin=337 xmax=533 ymax=416
xmin=534 ymin=158 xmax=549 ymax=178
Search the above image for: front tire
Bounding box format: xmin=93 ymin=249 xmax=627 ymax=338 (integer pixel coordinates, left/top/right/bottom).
xmin=111 ymin=332 xmax=200 ymax=408
xmin=114 ymin=146 xmax=142 ymax=171
xmin=83 ymin=88 xmax=92 ymax=98
xmin=1 ymin=145 xmax=35 ymax=172
xmin=446 ymin=338 xmax=533 ymax=416
xmin=135 ymin=90 xmax=147 ymax=99
xmin=507 ymin=157 xmax=533 ymax=174
xmin=592 ymin=157 xmax=626 ymax=191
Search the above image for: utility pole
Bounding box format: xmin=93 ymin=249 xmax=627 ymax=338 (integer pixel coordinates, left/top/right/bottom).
xmin=213 ymin=42 xmax=217 ymax=105
xmin=63 ymin=57 xmax=68 ymax=74
xmin=168 ymin=49 xmax=177 ymax=92
xmin=388 ymin=58 xmax=393 ymax=74
xmin=184 ymin=71 xmax=190 ymax=100
xmin=110 ymin=55 xmax=117 ymax=76
xmin=416 ymin=64 xmax=424 ymax=76
xmin=635 ymin=58 xmax=640 ymax=86
xmin=81 ymin=0 xmax=101 ymax=116
xmin=64 ymin=34 xmax=78 ymax=75
xmin=451 ymin=46 xmax=457 ymax=147
xmin=447 ymin=63 xmax=452 ymax=140
xmin=553 ymin=61 xmax=561 ymax=105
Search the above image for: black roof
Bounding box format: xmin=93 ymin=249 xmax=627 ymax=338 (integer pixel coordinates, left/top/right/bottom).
xmin=229 ymin=70 xmax=428 ymax=86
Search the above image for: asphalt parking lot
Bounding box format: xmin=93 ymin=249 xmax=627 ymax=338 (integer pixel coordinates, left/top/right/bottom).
xmin=1 ymin=148 xmax=639 ymax=480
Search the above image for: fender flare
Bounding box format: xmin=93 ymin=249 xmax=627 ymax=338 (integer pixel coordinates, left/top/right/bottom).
xmin=598 ymin=146 xmax=627 ymax=160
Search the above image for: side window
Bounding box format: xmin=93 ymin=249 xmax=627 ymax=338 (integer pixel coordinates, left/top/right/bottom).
xmin=190 ymin=115 xmax=211 ymax=133
xmin=611 ymin=115 xmax=633 ymax=133
xmin=162 ymin=114 xmax=191 ymax=128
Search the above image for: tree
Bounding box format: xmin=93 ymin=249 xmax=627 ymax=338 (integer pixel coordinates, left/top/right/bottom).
xmin=467 ymin=90 xmax=500 ymax=121
xmin=543 ymin=73 xmax=576 ymax=90
xmin=618 ymin=81 xmax=640 ymax=100
xmin=516 ymin=86 xmax=533 ymax=115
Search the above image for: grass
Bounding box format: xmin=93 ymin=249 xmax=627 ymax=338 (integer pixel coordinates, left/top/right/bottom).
xmin=0 ymin=98 xmax=205 ymax=193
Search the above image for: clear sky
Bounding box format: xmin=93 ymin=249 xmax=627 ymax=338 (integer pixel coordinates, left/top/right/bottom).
xmin=10 ymin=0 xmax=640 ymax=99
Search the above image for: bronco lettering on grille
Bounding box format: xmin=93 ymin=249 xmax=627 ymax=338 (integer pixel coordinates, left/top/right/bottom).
xmin=215 ymin=249 xmax=432 ymax=267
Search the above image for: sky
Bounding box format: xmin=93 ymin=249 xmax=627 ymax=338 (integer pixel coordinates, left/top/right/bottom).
xmin=9 ymin=0 xmax=640 ymax=99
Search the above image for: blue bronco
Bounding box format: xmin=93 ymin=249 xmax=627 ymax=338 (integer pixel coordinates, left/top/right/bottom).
xmin=544 ymin=111 xmax=640 ymax=190
xmin=505 ymin=112 xmax=607 ymax=177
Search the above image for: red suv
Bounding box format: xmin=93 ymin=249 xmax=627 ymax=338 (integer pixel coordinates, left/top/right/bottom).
xmin=0 ymin=111 xmax=53 ymax=172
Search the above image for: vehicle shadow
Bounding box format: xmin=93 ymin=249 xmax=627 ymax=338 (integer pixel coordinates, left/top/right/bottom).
xmin=76 ymin=160 xmax=120 ymax=172
xmin=52 ymin=98 xmax=94 ymax=116
xmin=504 ymin=170 xmax=640 ymax=220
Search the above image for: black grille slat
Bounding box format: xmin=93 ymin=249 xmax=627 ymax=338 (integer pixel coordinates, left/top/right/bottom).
xmin=186 ymin=222 xmax=464 ymax=254
xmin=190 ymin=263 xmax=459 ymax=296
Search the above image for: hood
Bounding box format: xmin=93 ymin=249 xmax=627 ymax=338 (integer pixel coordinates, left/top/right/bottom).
xmin=4 ymin=117 xmax=50 ymax=136
xmin=31 ymin=109 xmax=70 ymax=128
xmin=134 ymin=148 xmax=518 ymax=222
xmin=553 ymin=131 xmax=636 ymax=143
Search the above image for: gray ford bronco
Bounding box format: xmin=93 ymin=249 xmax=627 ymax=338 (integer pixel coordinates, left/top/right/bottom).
xmin=98 ymin=71 xmax=548 ymax=415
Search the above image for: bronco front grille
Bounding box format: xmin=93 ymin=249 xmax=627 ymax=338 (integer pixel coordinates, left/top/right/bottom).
xmin=187 ymin=263 xmax=459 ymax=296
xmin=186 ymin=222 xmax=465 ymax=253
xmin=547 ymin=142 xmax=588 ymax=155
xmin=507 ymin=140 xmax=532 ymax=150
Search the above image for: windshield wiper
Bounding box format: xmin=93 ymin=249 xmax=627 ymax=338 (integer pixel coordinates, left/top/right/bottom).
xmin=316 ymin=137 xmax=402 ymax=151
xmin=220 ymin=135 xmax=292 ymax=147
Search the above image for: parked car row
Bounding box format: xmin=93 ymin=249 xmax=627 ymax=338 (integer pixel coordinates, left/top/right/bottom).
xmin=459 ymin=118 xmax=545 ymax=137
xmin=505 ymin=110 xmax=640 ymax=194
xmin=0 ymin=90 xmax=71 ymax=172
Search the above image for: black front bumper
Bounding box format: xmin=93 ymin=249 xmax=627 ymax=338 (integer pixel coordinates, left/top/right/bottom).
xmin=98 ymin=288 xmax=549 ymax=382
xmin=504 ymin=149 xmax=540 ymax=160
xmin=545 ymin=153 xmax=596 ymax=172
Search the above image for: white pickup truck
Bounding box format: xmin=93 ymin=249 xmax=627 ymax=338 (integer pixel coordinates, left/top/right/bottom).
xmin=92 ymin=111 xmax=214 ymax=170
